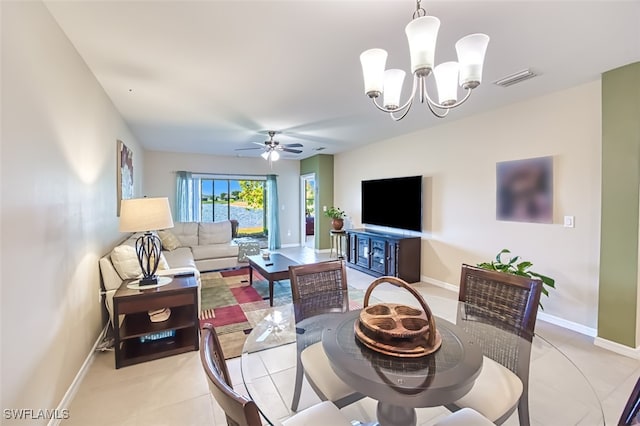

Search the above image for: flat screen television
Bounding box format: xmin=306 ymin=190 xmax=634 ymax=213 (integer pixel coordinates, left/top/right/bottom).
xmin=361 ymin=175 xmax=422 ymax=232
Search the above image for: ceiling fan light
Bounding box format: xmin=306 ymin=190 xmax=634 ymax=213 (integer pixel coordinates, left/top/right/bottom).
xmin=383 ymin=69 xmax=406 ymax=109
xmin=455 ymin=33 xmax=489 ymax=88
xmin=270 ymin=150 xmax=280 ymax=161
xmin=405 ymin=16 xmax=440 ymax=75
xmin=261 ymin=151 xmax=270 ymax=160
xmin=360 ymin=48 xmax=387 ymax=97
xmin=433 ymin=62 xmax=459 ymax=106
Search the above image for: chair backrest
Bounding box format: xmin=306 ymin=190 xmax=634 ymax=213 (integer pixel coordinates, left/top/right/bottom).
xmin=620 ymin=376 xmax=640 ymax=425
xmin=289 ymin=260 xmax=350 ymax=322
xmin=459 ymin=264 xmax=543 ymax=334
xmin=289 ymin=260 xmax=348 ymax=300
xmin=199 ymin=324 xmax=262 ymax=426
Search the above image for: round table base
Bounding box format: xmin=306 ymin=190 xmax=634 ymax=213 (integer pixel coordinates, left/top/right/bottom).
xmin=377 ymin=402 xmax=417 ymax=426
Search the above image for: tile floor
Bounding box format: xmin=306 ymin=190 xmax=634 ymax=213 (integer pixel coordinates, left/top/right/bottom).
xmin=63 ymin=247 xmax=639 ymax=425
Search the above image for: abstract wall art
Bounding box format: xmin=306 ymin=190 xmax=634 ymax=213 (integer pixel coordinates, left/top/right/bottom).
xmin=496 ymin=156 xmax=553 ymax=223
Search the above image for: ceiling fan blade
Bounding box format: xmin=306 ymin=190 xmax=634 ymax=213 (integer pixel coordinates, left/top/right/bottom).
xmin=253 ymin=141 xmax=267 ymax=147
xmin=235 ymin=147 xmax=263 ymax=151
xmin=282 ymin=148 xmax=303 ymax=154
xmin=284 ymin=143 xmax=303 ymax=148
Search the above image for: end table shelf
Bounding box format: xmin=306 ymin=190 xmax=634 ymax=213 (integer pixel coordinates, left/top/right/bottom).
xmin=113 ymin=275 xmax=199 ymax=369
xmin=120 ymin=308 xmax=195 ymax=338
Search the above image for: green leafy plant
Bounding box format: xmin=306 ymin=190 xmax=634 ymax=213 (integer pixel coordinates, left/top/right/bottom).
xmin=477 ymin=248 xmax=555 ymax=309
xmin=324 ymin=206 xmax=345 ymax=219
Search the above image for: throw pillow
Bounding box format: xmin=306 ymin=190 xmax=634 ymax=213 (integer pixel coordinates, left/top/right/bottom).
xmin=111 ymin=244 xmax=170 ymax=280
xmin=158 ymin=229 xmax=181 ymax=251
xmin=111 ymin=245 xmax=140 ymax=279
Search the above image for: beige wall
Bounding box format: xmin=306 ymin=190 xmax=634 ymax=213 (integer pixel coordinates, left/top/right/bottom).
xmin=143 ymin=151 xmax=301 ymax=246
xmin=335 ymin=81 xmax=602 ymax=328
xmin=1 ymin=1 xmax=144 ymax=420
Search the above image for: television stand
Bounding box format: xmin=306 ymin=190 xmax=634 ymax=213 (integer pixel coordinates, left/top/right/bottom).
xmin=345 ymin=229 xmax=421 ymax=283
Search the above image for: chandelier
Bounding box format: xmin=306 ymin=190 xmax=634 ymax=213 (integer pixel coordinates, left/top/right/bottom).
xmin=359 ymin=0 xmax=489 ymax=120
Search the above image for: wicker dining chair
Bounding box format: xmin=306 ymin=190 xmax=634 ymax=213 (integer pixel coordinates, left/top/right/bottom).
xmin=199 ymin=323 xmax=352 ymax=426
xmin=619 ymin=376 xmax=640 ymax=425
xmin=445 ymin=264 xmax=543 ymax=426
xmin=288 ymin=260 xmax=364 ymax=411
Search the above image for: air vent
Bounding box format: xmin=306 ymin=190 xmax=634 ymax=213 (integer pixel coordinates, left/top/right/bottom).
xmin=493 ymin=69 xmax=537 ymax=87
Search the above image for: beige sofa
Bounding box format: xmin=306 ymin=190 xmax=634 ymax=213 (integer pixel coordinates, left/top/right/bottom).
xmin=99 ymin=220 xmax=240 ymax=326
xmin=170 ymin=221 xmax=239 ymax=271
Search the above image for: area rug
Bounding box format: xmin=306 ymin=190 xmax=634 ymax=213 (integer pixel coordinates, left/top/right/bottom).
xmin=199 ymin=267 xmax=363 ymax=359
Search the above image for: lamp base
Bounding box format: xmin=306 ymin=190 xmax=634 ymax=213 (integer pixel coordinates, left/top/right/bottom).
xmin=127 ymin=276 xmax=172 ymax=290
xmin=139 ymin=275 xmax=159 ymax=286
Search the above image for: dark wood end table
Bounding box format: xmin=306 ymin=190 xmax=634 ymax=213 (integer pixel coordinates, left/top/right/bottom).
xmin=112 ymin=274 xmax=199 ymax=369
xmin=247 ymin=254 xmax=299 ymax=306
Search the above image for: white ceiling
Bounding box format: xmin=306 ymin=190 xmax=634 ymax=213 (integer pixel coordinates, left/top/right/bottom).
xmin=44 ymin=0 xmax=640 ymax=160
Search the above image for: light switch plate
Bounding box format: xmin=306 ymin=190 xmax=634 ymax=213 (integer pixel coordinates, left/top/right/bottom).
xmin=564 ymin=216 xmax=575 ymax=228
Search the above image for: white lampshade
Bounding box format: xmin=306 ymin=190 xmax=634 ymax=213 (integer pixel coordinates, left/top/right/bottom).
xmin=270 ymin=150 xmax=280 ymax=161
xmin=433 ymin=62 xmax=459 ymax=106
xmin=119 ymin=197 xmax=174 ymax=232
xmin=405 ymin=16 xmax=440 ymax=74
xmin=360 ymin=48 xmax=387 ymax=95
xmin=455 ymin=33 xmax=490 ymax=87
xmin=261 ymin=151 xmax=270 ymax=160
xmin=383 ymin=69 xmax=406 ymax=109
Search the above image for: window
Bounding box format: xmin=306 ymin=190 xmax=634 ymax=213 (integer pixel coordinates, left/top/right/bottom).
xmin=197 ymin=177 xmax=266 ymax=237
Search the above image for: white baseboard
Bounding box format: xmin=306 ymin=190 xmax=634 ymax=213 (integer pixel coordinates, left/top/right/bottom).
xmin=536 ymin=311 xmax=597 ymax=337
xmin=48 ymin=324 xmax=106 ymax=426
xmin=594 ymin=337 xmax=640 ymax=359
xmin=421 ymin=275 xmax=459 ymax=293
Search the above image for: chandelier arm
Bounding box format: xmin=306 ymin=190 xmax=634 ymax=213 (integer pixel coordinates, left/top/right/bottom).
xmin=390 ymin=97 xmax=414 ymax=121
xmin=425 ymin=99 xmax=449 ymax=118
xmin=424 ymin=86 xmax=474 ymax=112
xmin=372 ymin=97 xmax=413 ymax=121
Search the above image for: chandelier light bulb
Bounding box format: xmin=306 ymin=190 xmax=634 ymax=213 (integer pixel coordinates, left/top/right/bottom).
xmin=360 ymin=48 xmax=388 ymax=97
xmin=433 ymin=62 xmax=459 ymax=106
xmin=383 ymin=69 xmax=406 ymax=109
xmin=261 ymin=151 xmax=270 ymax=160
xmin=270 ymin=150 xmax=280 ymax=161
xmin=455 ymin=33 xmax=490 ymax=88
xmin=405 ymin=15 xmax=440 ymax=75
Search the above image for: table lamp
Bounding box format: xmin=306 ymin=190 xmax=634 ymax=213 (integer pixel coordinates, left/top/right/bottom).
xmin=119 ymin=197 xmax=174 ymax=286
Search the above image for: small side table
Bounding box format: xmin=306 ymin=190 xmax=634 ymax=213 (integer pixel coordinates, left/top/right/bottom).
xmin=329 ymin=230 xmax=347 ymax=259
xmin=112 ymin=274 xmax=199 ymax=369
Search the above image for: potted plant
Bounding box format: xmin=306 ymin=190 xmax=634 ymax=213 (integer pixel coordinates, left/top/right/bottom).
xmin=325 ymin=206 xmax=346 ymax=230
xmin=477 ymin=249 xmax=555 ymax=309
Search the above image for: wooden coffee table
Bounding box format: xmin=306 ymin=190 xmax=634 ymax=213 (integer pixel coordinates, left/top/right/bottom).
xmin=247 ymin=253 xmax=299 ymax=306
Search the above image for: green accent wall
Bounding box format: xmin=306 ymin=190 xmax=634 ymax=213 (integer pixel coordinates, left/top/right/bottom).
xmin=301 ymin=154 xmax=334 ymax=249
xmin=598 ymin=62 xmax=640 ymax=347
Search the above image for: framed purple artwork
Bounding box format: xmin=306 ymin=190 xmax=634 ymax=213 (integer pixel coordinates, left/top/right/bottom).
xmin=117 ymin=140 xmax=134 ymax=216
xmin=496 ymin=156 xmax=553 ymax=223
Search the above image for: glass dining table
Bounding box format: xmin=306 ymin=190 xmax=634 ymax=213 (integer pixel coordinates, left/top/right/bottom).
xmin=240 ymin=289 xmax=604 ymax=426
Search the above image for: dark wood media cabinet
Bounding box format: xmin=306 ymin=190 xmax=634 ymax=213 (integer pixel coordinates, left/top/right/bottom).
xmin=345 ymin=229 xmax=421 ymax=283
xmin=113 ymin=274 xmax=199 ymax=369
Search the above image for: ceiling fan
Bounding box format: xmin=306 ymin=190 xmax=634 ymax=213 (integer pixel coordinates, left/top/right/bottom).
xmin=235 ymin=131 xmax=303 ymax=161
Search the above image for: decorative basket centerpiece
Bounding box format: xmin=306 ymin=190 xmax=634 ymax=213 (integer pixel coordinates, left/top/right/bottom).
xmin=355 ymin=276 xmax=442 ymax=357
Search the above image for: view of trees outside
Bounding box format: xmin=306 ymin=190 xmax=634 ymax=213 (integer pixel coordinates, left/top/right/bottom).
xmin=200 ymin=179 xmax=265 ymax=235
xmin=305 ymin=180 xmax=315 ymax=217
